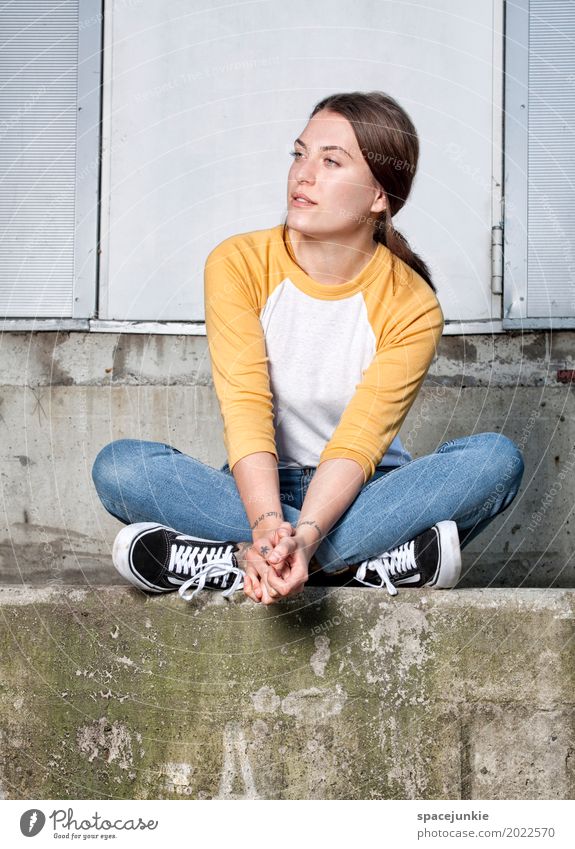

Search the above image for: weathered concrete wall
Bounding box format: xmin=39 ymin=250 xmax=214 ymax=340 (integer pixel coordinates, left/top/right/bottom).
xmin=1 ymin=331 xmax=574 ymax=800
xmin=0 ymin=586 xmax=573 ymax=800
xmin=0 ymin=330 xmax=573 ymax=587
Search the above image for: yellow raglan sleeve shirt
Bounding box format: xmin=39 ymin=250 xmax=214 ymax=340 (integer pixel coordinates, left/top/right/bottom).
xmin=204 ymin=225 xmax=444 ymax=483
xmin=203 ymin=237 xmax=279 ymax=472
xmin=318 ymin=263 xmax=445 ymax=484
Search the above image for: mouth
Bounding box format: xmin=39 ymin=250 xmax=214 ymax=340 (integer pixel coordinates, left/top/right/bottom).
xmin=291 ymin=193 xmax=317 ymax=207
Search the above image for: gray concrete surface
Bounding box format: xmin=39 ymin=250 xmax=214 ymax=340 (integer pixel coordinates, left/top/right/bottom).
xmin=0 ymin=330 xmax=573 ymax=588
xmin=0 ymin=586 xmax=572 ymax=800
xmin=1 ymin=330 xmax=574 ymax=801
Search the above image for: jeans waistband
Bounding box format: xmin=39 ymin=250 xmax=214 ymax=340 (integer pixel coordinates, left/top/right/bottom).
xmin=278 ymin=465 xmax=315 ymax=476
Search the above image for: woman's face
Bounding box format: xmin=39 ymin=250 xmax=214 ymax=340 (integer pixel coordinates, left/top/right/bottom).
xmin=286 ymin=109 xmax=386 ymax=239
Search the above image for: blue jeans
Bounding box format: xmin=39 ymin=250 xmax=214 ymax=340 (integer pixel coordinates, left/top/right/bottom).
xmin=91 ymin=432 xmax=524 ymax=574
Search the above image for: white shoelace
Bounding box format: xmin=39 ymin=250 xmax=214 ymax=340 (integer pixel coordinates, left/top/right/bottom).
xmin=354 ymin=540 xmax=417 ymax=596
xmin=177 ymin=558 xmax=245 ymax=601
xmin=169 ymin=541 xmax=234 ymax=573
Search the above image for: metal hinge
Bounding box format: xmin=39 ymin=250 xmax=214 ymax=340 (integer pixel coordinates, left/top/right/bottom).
xmin=491 ymin=224 xmax=503 ymax=295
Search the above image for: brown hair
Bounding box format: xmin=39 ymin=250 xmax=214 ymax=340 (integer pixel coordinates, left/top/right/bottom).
xmin=303 ymin=91 xmax=436 ymax=293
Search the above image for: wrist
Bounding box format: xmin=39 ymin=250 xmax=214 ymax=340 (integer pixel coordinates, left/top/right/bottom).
xmin=250 ymin=510 xmax=286 ymax=541
xmin=294 ymin=522 xmax=322 ymax=560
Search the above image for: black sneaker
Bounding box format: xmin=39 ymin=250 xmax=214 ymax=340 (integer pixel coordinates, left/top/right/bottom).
xmin=112 ymin=522 xmax=245 ymax=601
xmin=352 ymin=520 xmax=461 ymax=596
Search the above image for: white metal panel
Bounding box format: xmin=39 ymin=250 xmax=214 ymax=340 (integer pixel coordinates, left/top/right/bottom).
xmin=504 ymin=0 xmax=575 ymax=326
xmin=528 ymin=0 xmax=575 ymax=318
xmin=100 ymin=0 xmax=499 ymax=322
xmin=0 ymin=0 xmax=101 ymax=319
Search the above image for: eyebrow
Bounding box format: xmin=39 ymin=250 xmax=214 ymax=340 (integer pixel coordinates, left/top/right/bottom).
xmin=294 ymin=138 xmax=352 ymax=159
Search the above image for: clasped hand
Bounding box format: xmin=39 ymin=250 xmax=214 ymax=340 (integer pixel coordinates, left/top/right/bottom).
xmin=243 ymin=522 xmax=310 ymax=604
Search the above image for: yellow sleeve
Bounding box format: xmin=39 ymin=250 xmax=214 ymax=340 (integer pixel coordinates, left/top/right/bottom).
xmin=318 ymin=279 xmax=444 ymax=485
xmin=204 ymin=240 xmax=278 ymax=472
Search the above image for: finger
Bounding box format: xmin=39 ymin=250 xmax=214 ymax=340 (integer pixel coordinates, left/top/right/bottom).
xmin=267 ymin=581 xmax=279 ymax=599
xmin=260 ymin=579 xmax=278 ymax=606
xmin=243 ymin=574 xmax=258 ymax=603
xmin=259 ymin=568 xmax=280 ymax=600
xmin=244 ymin=567 xmax=262 ymax=603
xmin=267 ymin=537 xmax=297 ymax=567
xmin=259 ymin=567 xmax=284 ymax=603
xmin=265 ymin=566 xmax=291 ymax=596
xmin=269 ymin=524 xmax=295 ymax=546
xmin=243 ymin=581 xmax=257 ymax=603
xmin=267 ymin=562 xmax=307 ymax=596
xmin=257 ymin=530 xmax=287 ymax=555
xmin=283 ymin=577 xmax=307 ymax=599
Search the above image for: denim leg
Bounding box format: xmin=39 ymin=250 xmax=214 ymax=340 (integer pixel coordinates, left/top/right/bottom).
xmin=312 ymin=432 xmax=525 ymax=573
xmin=91 ymin=439 xmax=303 ymax=542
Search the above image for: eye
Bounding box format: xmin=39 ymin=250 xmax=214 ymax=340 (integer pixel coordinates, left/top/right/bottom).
xmin=289 ymin=150 xmax=340 ymax=166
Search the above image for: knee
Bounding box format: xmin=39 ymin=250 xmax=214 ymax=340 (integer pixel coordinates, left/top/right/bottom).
xmin=477 ymin=432 xmax=525 ymax=489
xmin=91 ymin=439 xmax=138 ymax=495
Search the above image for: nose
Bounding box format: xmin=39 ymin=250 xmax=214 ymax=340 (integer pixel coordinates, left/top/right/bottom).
xmin=294 ymin=158 xmax=317 ymax=184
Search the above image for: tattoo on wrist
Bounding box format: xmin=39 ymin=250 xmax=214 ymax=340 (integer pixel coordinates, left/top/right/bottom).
xmin=251 ymin=511 xmax=282 ymax=532
xmin=295 ymin=519 xmax=323 ymax=541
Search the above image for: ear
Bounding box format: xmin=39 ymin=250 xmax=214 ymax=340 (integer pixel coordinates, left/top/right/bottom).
xmin=370 ymin=184 xmax=387 ymax=216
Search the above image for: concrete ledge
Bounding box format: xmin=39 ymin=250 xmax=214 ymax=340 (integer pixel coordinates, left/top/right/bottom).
xmin=2 ymin=329 xmax=575 ymax=588
xmin=0 ymin=586 xmax=573 ymax=800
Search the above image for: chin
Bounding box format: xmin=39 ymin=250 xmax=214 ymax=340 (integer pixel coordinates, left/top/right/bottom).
xmin=285 ymin=211 xmax=334 ymax=239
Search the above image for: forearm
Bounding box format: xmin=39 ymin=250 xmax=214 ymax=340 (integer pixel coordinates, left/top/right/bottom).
xmin=231 ymin=452 xmax=285 ymax=541
xmin=294 ymin=457 xmax=365 ymax=560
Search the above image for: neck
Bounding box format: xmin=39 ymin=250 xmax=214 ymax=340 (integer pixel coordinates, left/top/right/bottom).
xmin=284 ymin=225 xmax=378 ymax=285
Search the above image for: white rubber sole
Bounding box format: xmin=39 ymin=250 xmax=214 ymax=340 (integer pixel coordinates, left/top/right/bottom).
xmin=112 ymin=522 xmax=174 ymax=592
xmin=112 ymin=522 xmax=241 ymax=593
xmin=431 ymin=520 xmax=462 ymax=588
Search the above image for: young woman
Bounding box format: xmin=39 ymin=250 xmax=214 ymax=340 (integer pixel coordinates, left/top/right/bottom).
xmin=92 ymin=91 xmax=524 ymax=605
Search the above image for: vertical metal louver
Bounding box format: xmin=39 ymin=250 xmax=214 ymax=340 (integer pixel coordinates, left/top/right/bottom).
xmin=504 ymin=0 xmax=575 ymax=327
xmin=0 ymin=0 xmax=101 ymax=319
